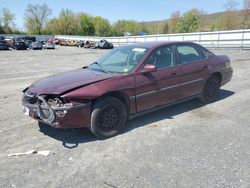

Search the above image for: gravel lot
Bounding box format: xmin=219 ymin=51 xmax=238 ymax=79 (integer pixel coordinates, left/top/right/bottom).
xmin=0 ymin=46 xmax=250 ymax=188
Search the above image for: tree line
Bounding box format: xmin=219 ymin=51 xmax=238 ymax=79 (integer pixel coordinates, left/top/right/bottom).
xmin=0 ymin=0 xmax=249 ymax=36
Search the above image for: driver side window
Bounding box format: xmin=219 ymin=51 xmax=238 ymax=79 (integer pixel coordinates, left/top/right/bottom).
xmin=144 ymin=46 xmax=174 ymax=70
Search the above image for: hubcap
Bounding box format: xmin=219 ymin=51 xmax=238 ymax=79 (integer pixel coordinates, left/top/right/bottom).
xmin=99 ymin=106 xmax=120 ymax=130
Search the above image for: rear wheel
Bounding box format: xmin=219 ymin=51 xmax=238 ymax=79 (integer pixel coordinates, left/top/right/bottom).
xmin=90 ymin=97 xmax=127 ymax=138
xmin=200 ymin=75 xmax=220 ymax=103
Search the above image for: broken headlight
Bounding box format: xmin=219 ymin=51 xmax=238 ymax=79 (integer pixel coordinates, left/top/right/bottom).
xmin=47 ymin=98 xmax=64 ymax=107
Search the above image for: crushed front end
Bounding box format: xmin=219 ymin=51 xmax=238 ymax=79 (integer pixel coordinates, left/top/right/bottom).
xmin=22 ymin=89 xmax=91 ymax=128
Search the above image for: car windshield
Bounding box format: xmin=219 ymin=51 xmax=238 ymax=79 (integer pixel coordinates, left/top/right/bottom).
xmin=88 ymin=46 xmax=149 ymax=73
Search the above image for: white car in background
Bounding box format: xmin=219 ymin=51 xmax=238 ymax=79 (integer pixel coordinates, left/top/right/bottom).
xmin=43 ymin=42 xmax=55 ymax=49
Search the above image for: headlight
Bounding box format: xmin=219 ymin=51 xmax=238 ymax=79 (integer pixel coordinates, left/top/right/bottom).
xmin=225 ymin=61 xmax=231 ymax=69
xmin=47 ymin=97 xmax=64 ymax=107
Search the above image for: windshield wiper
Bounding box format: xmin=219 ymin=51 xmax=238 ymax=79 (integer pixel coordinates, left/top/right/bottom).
xmin=89 ymin=62 xmax=110 ymax=73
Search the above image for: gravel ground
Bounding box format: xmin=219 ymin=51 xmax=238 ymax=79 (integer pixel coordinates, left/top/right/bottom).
xmin=0 ymin=46 xmax=250 ymax=188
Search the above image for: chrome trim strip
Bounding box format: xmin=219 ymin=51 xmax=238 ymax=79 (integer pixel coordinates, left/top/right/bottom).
xmin=136 ymin=90 xmax=156 ymax=98
xmin=134 ymin=78 xmax=204 ymax=99
xmin=179 ymin=78 xmax=204 ymax=86
xmin=160 ymin=78 xmax=204 ymax=91
xmin=161 ymin=84 xmax=178 ymax=91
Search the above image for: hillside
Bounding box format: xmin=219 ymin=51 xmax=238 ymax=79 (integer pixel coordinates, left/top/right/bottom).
xmin=140 ymin=11 xmax=248 ymax=34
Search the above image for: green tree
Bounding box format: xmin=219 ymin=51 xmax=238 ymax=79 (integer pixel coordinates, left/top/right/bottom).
xmin=94 ymin=16 xmax=112 ymax=36
xmin=163 ymin=21 xmax=169 ymax=34
xmin=24 ymin=4 xmax=51 ymax=34
xmin=45 ymin=18 xmax=59 ymax=34
xmin=1 ymin=8 xmax=15 ymax=33
xmin=114 ymin=20 xmax=142 ymax=36
xmin=242 ymin=0 xmax=250 ymax=29
xmin=114 ymin=20 xmax=127 ymax=36
xmin=77 ymin=13 xmax=95 ymax=36
xmin=169 ymin=11 xmax=181 ymax=33
xmin=57 ymin=9 xmax=76 ymax=35
xmin=175 ymin=9 xmax=202 ymax=33
xmin=0 ymin=25 xmax=4 ymax=34
xmin=124 ymin=20 xmax=141 ymax=35
xmin=217 ymin=0 xmax=238 ymax=30
xmin=140 ymin=22 xmax=148 ymax=34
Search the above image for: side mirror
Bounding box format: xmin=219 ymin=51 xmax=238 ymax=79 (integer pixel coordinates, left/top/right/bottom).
xmin=141 ymin=64 xmax=156 ymax=73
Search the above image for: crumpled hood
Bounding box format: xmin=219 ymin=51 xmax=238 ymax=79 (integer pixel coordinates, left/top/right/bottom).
xmin=28 ymin=68 xmax=119 ymax=95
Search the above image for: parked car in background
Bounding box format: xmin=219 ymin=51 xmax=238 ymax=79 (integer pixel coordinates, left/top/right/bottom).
xmin=39 ymin=41 xmax=47 ymax=46
xmin=25 ymin=40 xmax=33 ymax=48
xmin=48 ymin=38 xmax=54 ymax=43
xmin=95 ymin=39 xmax=114 ymax=49
xmin=30 ymin=42 xmax=43 ymax=50
xmin=22 ymin=41 xmax=233 ymax=138
xmin=12 ymin=41 xmax=27 ymax=50
xmin=43 ymin=42 xmax=55 ymax=49
xmin=49 ymin=38 xmax=60 ymax=45
xmin=84 ymin=40 xmax=95 ymax=48
xmin=0 ymin=41 xmax=9 ymax=50
xmin=77 ymin=40 xmax=85 ymax=48
xmin=4 ymin=38 xmax=14 ymax=47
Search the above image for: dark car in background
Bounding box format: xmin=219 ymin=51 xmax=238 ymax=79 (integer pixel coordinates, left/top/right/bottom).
xmin=22 ymin=41 xmax=233 ymax=138
xmin=12 ymin=41 xmax=27 ymax=50
xmin=0 ymin=41 xmax=9 ymax=50
xmin=25 ymin=40 xmax=33 ymax=48
xmin=30 ymin=42 xmax=43 ymax=50
xmin=95 ymin=39 xmax=114 ymax=49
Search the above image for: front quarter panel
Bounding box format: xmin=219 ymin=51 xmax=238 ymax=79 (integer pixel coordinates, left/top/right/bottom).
xmin=62 ymin=74 xmax=136 ymax=113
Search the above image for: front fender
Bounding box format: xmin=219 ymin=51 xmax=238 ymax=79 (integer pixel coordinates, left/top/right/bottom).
xmin=61 ymin=74 xmax=136 ymax=113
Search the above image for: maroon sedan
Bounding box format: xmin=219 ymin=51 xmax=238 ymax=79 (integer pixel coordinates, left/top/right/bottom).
xmin=22 ymin=41 xmax=233 ymax=138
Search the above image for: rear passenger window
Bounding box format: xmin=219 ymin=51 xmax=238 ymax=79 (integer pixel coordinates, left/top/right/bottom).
xmin=177 ymin=44 xmax=203 ymax=64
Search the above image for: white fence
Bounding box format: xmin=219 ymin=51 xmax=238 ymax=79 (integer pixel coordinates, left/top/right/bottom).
xmin=55 ymin=29 xmax=250 ymax=49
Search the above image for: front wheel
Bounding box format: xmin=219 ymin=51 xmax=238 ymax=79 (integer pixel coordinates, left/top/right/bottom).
xmin=90 ymin=97 xmax=128 ymax=138
xmin=200 ymin=75 xmax=220 ymax=103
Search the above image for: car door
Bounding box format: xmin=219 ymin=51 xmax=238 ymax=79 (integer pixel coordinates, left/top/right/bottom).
xmin=135 ymin=45 xmax=180 ymax=112
xmin=175 ymin=43 xmax=209 ymax=99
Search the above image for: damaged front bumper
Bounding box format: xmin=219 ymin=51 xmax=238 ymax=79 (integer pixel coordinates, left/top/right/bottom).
xmin=22 ymin=94 xmax=91 ymax=128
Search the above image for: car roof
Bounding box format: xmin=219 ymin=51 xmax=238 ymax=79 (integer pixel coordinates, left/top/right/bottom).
xmin=124 ymin=41 xmax=196 ymax=49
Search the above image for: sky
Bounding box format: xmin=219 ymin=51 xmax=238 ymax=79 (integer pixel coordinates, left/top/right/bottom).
xmin=0 ymin=0 xmax=243 ymax=30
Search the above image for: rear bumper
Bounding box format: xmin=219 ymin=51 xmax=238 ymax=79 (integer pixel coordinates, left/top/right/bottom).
xmin=22 ymin=95 xmax=91 ymax=128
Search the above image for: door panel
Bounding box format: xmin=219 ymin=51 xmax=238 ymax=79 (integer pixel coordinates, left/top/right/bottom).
xmin=179 ymin=61 xmax=208 ymax=98
xmin=156 ymin=67 xmax=180 ymax=104
xmin=134 ymin=72 xmax=160 ymax=112
xmin=135 ymin=45 xmax=180 ymax=112
xmin=175 ymin=44 xmax=209 ymax=99
xmin=135 ymin=67 xmax=180 ymax=112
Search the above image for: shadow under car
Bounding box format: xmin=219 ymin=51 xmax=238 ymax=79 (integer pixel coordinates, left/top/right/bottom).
xmin=38 ymin=89 xmax=235 ymax=147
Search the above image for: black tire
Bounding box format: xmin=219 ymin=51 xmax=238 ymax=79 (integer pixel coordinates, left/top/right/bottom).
xmin=200 ymin=75 xmax=220 ymax=103
xmin=90 ymin=97 xmax=128 ymax=138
